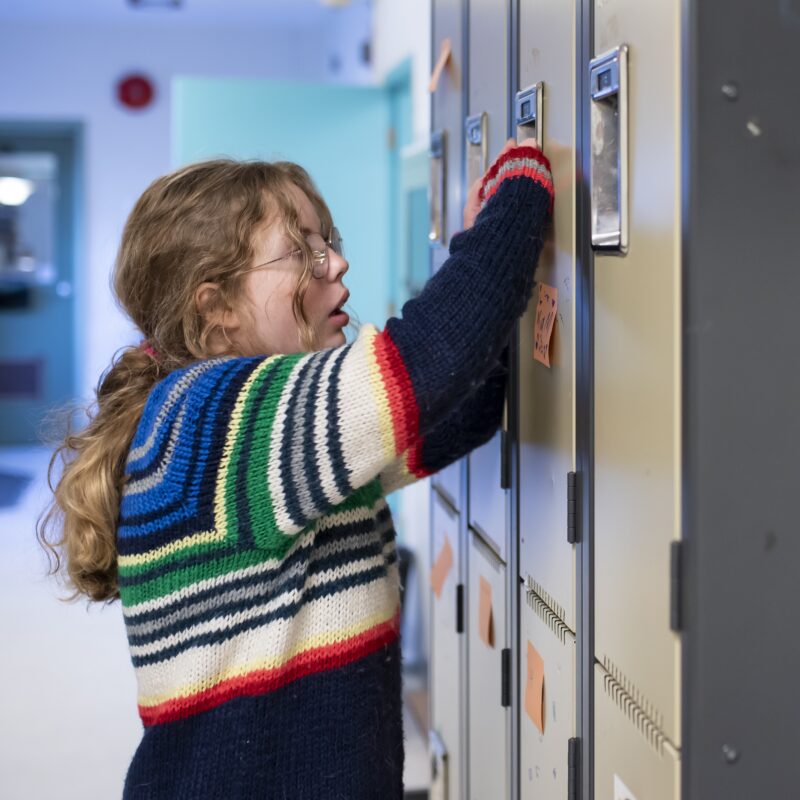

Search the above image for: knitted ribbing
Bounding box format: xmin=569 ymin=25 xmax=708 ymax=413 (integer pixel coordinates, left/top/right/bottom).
xmin=119 ymin=145 xmax=553 ymax=799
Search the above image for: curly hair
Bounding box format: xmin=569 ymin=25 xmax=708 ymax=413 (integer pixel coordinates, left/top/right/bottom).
xmin=37 ymin=159 xmax=339 ymax=602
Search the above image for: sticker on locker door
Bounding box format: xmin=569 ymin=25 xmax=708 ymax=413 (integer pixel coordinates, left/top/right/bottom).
xmin=430 ymin=534 xmax=454 ymax=599
xmin=429 ymin=38 xmax=452 ymax=93
xmin=478 ymin=575 xmax=494 ymax=647
xmin=534 ymin=283 xmax=558 ymax=367
xmin=524 ymin=640 xmax=546 ymax=734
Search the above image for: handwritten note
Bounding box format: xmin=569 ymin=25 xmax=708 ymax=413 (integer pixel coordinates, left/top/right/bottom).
xmin=428 ymin=38 xmax=452 ymax=93
xmin=429 ymin=535 xmax=454 ymax=599
xmin=534 ymin=283 xmax=558 ymax=367
xmin=478 ymin=575 xmax=494 ymax=647
xmin=524 ymin=640 xmax=546 ymax=734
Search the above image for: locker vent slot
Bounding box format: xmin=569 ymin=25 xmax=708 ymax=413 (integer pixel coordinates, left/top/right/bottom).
xmin=525 ymin=576 xmax=571 ymax=642
xmin=600 ymin=656 xmax=669 ymax=755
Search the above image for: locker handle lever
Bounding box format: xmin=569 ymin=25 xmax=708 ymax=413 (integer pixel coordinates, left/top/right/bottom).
xmin=429 ymin=130 xmax=447 ymax=246
xmin=515 ymin=82 xmax=544 ymax=147
xmin=589 ymin=45 xmax=629 ymax=255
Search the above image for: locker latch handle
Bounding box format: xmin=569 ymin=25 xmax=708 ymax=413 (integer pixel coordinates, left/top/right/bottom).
xmin=465 ymin=112 xmax=488 ymax=188
xmin=589 ymin=45 xmax=629 ymax=255
xmin=515 ymin=82 xmax=544 ymax=147
xmin=429 ymin=130 xmax=447 ymax=246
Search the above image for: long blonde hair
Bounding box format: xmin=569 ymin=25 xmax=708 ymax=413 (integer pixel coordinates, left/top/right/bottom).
xmin=37 ymin=159 xmax=337 ymax=603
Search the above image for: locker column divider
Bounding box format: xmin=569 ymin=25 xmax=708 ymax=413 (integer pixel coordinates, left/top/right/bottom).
xmin=508 ymin=2 xmax=520 ymax=799
xmin=460 ymin=5 xmax=470 ymax=800
xmin=575 ymin=0 xmax=595 ymax=798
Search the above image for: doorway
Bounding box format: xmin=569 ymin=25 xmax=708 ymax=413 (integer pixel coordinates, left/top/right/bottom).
xmin=0 ymin=123 xmax=81 ymax=444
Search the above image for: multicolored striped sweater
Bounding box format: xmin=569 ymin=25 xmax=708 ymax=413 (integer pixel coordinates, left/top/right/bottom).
xmin=118 ymin=145 xmax=553 ymax=799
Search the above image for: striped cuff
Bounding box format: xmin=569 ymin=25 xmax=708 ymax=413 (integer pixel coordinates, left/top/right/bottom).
xmin=478 ymin=145 xmax=554 ymax=212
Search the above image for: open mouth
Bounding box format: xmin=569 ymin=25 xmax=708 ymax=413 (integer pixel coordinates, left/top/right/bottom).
xmin=330 ymin=290 xmax=350 ymax=319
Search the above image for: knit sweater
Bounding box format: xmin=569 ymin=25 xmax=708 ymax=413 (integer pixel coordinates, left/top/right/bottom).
xmin=118 ymin=145 xmax=553 ymax=799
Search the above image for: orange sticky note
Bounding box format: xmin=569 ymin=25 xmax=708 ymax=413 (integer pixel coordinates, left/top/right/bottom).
xmin=429 ymin=535 xmax=454 ymax=599
xmin=428 ymin=38 xmax=452 ymax=93
xmin=525 ymin=640 xmax=546 ymax=734
xmin=478 ymin=575 xmax=494 ymax=647
xmin=533 ymin=283 xmax=558 ymax=367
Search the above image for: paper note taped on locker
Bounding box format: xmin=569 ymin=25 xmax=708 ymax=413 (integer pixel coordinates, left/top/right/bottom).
xmin=428 ymin=38 xmax=452 ymax=93
xmin=534 ymin=283 xmax=558 ymax=367
xmin=478 ymin=575 xmax=494 ymax=647
xmin=429 ymin=534 xmax=454 ymax=599
xmin=524 ymin=640 xmax=545 ymax=734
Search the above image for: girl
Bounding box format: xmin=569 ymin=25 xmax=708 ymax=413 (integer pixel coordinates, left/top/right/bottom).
xmin=39 ymin=138 xmax=553 ymax=798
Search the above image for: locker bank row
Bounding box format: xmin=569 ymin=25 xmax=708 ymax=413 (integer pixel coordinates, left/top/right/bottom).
xmin=422 ymin=1 xmax=797 ymax=800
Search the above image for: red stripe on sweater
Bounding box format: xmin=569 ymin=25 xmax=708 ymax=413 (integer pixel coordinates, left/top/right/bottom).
xmin=405 ymin=438 xmax=432 ymax=479
xmin=139 ymin=611 xmax=401 ymax=726
xmin=373 ymin=331 xmax=420 ymax=456
xmin=481 ymin=164 xmax=555 ymax=211
xmin=478 ymin=145 xmax=552 ymax=202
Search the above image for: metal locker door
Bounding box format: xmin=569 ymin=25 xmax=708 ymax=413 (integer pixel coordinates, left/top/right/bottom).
xmin=519 ymin=580 xmax=576 ymax=800
xmin=591 ymin=0 xmax=683 ymax=749
xmin=430 ymin=0 xmax=466 ymax=512
xmin=516 ymin=0 xmax=578 ymax=633
xmin=594 ymin=663 xmax=680 ymax=800
xmin=467 ymin=529 xmax=509 ymax=800
xmin=430 ymin=492 xmax=464 ymax=800
xmin=466 ymin=0 xmax=511 ymax=565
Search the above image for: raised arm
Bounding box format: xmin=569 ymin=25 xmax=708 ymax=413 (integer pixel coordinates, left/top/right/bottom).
xmin=137 ymin=146 xmax=553 ymax=553
xmin=378 ymin=351 xmax=507 ymax=495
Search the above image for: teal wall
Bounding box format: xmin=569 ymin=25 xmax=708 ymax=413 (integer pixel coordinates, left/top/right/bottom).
xmin=172 ymin=77 xmax=393 ymax=336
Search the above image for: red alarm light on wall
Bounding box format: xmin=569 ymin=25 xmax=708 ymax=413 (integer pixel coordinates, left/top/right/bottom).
xmin=116 ymin=74 xmax=155 ymax=110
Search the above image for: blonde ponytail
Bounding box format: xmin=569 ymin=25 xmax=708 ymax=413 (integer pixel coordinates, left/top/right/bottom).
xmin=38 ymin=347 xmax=165 ymax=602
xmin=37 ymin=158 xmax=339 ymax=603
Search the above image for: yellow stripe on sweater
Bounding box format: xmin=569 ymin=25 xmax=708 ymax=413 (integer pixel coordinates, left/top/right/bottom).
xmin=138 ymin=600 xmax=400 ymax=708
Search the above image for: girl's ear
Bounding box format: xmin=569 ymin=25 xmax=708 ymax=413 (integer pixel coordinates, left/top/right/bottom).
xmin=195 ymin=282 xmax=241 ymax=332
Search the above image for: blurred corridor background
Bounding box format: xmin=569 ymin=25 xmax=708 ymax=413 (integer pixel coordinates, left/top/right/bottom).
xmin=0 ymin=1 xmax=434 ymax=797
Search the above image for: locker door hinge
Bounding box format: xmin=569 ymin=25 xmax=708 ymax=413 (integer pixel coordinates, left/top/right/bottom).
xmin=501 ymin=647 xmax=511 ymax=707
xmin=568 ymin=737 xmax=580 ymax=800
xmin=387 ymin=126 xmax=396 ymax=150
xmin=500 ymin=429 xmax=511 ymax=490
xmin=670 ymin=540 xmax=684 ymax=632
xmin=567 ymin=471 xmax=578 ymax=543
xmin=456 ymin=583 xmax=465 ymax=634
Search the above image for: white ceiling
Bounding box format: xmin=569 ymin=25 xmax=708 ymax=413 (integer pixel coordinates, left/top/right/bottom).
xmin=0 ymin=0 xmax=363 ymax=27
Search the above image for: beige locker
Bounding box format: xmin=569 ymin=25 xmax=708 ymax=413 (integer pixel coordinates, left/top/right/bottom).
xmin=516 ymin=0 xmax=578 ymax=633
xmin=467 ymin=529 xmax=509 ymax=800
xmin=594 ymin=663 xmax=680 ymax=800
xmin=466 ymin=0 xmax=511 ymax=566
xmin=430 ymin=492 xmax=464 ymax=800
xmin=519 ymin=579 xmax=576 ymax=800
xmin=592 ymin=0 xmax=683 ymax=747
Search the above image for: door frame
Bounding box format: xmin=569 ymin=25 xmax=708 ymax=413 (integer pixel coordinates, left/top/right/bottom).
xmin=0 ymin=120 xmax=84 ymax=440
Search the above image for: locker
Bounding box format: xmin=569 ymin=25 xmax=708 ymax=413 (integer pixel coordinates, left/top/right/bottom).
xmin=592 ymin=0 xmax=683 ymax=747
xmin=594 ymin=663 xmax=680 ymax=800
xmin=519 ymin=579 xmax=576 ymax=800
xmin=430 ymin=492 xmax=465 ymax=800
xmin=466 ymin=0 xmax=511 ymax=565
xmin=467 ymin=529 xmax=509 ymax=800
xmin=430 ymin=0 xmax=465 ymax=265
xmin=516 ymin=0 xmax=578 ymax=632
xmin=430 ymin=0 xmax=466 ymax=511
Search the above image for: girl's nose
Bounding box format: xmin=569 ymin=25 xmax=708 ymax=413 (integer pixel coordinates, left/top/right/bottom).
xmin=328 ymin=248 xmax=349 ymax=281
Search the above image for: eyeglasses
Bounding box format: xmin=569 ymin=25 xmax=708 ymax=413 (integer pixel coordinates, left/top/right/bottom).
xmin=251 ymin=227 xmax=345 ymax=279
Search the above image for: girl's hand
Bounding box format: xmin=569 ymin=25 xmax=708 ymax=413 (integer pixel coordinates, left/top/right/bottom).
xmin=463 ymin=138 xmax=538 ymax=230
